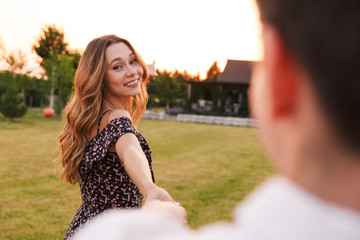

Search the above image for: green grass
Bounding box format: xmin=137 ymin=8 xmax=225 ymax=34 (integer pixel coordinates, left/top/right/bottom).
xmin=0 ymin=110 xmax=275 ymax=239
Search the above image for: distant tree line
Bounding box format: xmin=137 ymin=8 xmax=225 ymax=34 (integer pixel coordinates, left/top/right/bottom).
xmin=0 ymin=71 xmax=50 ymax=107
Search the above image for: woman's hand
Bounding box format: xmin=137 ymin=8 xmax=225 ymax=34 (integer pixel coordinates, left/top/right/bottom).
xmin=143 ymin=199 xmax=187 ymax=225
xmin=146 ymin=60 xmax=158 ymax=79
xmin=144 ymin=186 xmax=175 ymax=203
xmin=143 ymin=186 xmax=187 ymax=225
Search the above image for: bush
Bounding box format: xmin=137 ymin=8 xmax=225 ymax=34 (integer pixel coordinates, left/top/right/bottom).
xmin=0 ymin=86 xmax=27 ymax=120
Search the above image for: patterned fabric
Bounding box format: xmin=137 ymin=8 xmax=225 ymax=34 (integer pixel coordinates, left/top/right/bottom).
xmin=64 ymin=113 xmax=154 ymax=240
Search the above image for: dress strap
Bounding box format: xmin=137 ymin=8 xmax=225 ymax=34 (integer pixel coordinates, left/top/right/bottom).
xmin=97 ymin=109 xmax=111 ymax=134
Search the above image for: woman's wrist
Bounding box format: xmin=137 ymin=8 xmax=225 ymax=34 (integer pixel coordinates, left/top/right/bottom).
xmin=141 ymin=183 xmax=158 ymax=199
xmin=144 ymin=185 xmax=175 ymax=203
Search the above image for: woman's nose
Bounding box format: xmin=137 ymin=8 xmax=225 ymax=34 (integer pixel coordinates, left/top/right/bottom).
xmin=126 ymin=65 xmax=137 ymax=76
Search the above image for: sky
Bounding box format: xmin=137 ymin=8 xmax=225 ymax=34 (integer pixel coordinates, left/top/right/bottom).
xmin=0 ymin=0 xmax=262 ymax=79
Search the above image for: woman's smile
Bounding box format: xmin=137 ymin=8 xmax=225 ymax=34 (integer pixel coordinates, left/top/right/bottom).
xmin=124 ymin=78 xmax=140 ymax=87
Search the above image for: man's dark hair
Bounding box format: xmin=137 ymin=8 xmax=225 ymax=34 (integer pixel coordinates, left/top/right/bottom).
xmin=256 ymin=0 xmax=360 ymax=151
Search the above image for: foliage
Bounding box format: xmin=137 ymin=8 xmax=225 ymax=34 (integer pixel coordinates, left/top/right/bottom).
xmin=238 ymin=87 xmax=250 ymax=117
xmin=31 ymin=25 xmax=78 ymax=114
xmin=0 ymin=71 xmax=13 ymax=94
xmin=148 ymin=70 xmax=187 ymax=109
xmin=55 ymin=55 xmax=74 ymax=114
xmin=43 ymin=54 xmax=74 ymax=114
xmin=205 ymin=61 xmax=221 ymax=82
xmin=0 ymin=71 xmax=50 ymax=108
xmin=33 ymin=25 xmax=69 ymax=66
xmin=0 ymin=38 xmax=50 ymax=111
xmin=3 ymin=50 xmax=27 ymax=74
xmin=68 ymin=50 xmax=81 ymax=70
xmin=0 ymin=110 xmax=274 ymax=239
xmin=33 ymin=24 xmax=81 ymax=71
xmin=0 ymin=85 xmax=27 ymax=120
xmin=210 ymin=86 xmax=226 ymax=114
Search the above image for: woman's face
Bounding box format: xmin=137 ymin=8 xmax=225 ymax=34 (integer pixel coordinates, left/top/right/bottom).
xmin=103 ymin=42 xmax=144 ymax=103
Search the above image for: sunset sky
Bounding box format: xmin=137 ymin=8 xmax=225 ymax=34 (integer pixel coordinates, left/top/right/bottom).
xmin=0 ymin=0 xmax=262 ymax=79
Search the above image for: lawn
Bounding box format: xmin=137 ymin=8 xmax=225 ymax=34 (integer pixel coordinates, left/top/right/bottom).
xmin=0 ymin=110 xmax=275 ymax=240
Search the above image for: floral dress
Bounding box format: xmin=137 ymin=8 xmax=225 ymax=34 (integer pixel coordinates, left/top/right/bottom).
xmin=64 ymin=111 xmax=155 ymax=240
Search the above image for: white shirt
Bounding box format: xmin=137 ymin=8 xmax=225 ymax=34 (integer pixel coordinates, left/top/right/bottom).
xmin=74 ymin=176 xmax=360 ymax=240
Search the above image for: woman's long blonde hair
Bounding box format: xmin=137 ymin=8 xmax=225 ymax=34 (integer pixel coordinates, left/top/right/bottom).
xmin=57 ymin=35 xmax=149 ymax=184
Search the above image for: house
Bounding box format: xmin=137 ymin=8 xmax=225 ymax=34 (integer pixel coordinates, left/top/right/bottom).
xmin=185 ymin=59 xmax=253 ymax=117
xmin=217 ymin=59 xmax=252 ymax=86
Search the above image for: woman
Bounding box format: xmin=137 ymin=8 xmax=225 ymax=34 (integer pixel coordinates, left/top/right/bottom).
xmin=57 ymin=35 xmax=176 ymax=239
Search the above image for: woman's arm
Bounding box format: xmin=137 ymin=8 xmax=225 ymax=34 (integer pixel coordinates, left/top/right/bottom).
xmin=115 ymin=133 xmax=156 ymax=197
xmin=115 ymin=134 xmax=175 ymax=202
xmin=109 ymin=110 xmax=173 ymax=202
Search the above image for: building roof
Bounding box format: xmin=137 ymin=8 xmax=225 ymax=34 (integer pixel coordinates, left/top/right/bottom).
xmin=217 ymin=59 xmax=253 ymax=85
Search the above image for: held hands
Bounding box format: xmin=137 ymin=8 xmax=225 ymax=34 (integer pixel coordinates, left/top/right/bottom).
xmin=146 ymin=60 xmax=158 ymax=79
xmin=143 ymin=186 xmax=187 ymax=225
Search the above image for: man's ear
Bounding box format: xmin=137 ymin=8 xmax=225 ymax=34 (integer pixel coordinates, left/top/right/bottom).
xmin=263 ymin=25 xmax=300 ymax=119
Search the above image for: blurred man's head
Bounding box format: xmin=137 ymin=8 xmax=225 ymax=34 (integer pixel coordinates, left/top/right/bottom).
xmin=254 ymin=0 xmax=360 ymax=154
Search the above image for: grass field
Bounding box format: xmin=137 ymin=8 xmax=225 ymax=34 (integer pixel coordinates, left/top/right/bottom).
xmin=0 ymin=110 xmax=275 ymax=240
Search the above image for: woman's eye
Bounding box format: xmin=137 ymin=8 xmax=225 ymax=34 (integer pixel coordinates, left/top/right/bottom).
xmin=113 ymin=65 xmax=122 ymax=70
xmin=130 ymin=59 xmax=137 ymax=64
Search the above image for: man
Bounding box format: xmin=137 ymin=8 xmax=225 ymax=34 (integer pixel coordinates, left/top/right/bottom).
xmin=74 ymin=0 xmax=360 ymax=239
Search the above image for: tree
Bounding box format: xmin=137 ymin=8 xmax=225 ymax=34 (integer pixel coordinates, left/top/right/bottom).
xmin=43 ymin=53 xmax=74 ymax=114
xmin=0 ymin=47 xmax=28 ymax=119
xmin=33 ymin=25 xmax=77 ymax=114
xmin=0 ymin=39 xmax=27 ymax=75
xmin=68 ymin=50 xmax=81 ymax=70
xmin=54 ymin=55 xmax=74 ymax=115
xmin=3 ymin=50 xmax=26 ymax=75
xmin=148 ymin=71 xmax=186 ymax=110
xmin=206 ymin=61 xmax=221 ymax=82
xmin=33 ymin=24 xmax=69 ymax=66
xmin=0 ymin=85 xmax=27 ymax=120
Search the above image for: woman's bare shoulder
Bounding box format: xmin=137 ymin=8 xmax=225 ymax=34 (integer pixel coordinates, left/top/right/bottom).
xmin=107 ymin=109 xmax=131 ymax=123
